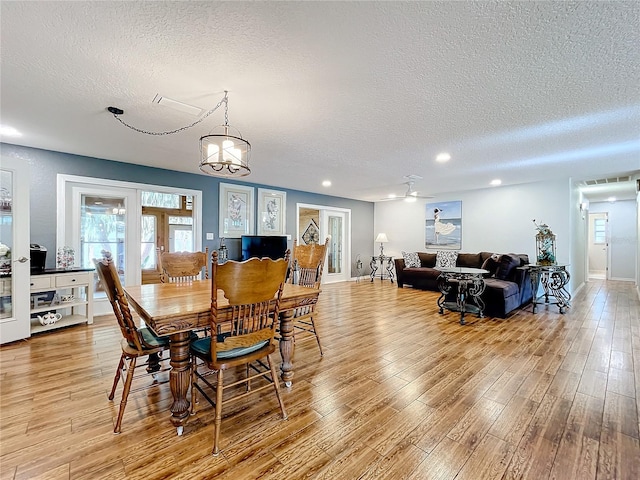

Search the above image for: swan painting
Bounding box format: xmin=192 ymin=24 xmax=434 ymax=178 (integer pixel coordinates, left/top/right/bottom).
xmin=425 ymin=201 xmax=462 ymax=249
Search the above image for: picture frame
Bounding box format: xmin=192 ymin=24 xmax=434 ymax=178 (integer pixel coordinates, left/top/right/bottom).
xmin=425 ymin=200 xmax=462 ymax=250
xmin=257 ymin=188 xmax=286 ymax=236
xmin=219 ymin=183 xmax=254 ymax=238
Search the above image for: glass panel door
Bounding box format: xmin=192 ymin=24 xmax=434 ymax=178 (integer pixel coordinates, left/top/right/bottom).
xmin=320 ymin=209 xmax=350 ymax=283
xmin=0 ymin=158 xmax=30 ymax=344
xmin=81 ymin=195 xmax=127 ymax=286
xmin=0 ymin=170 xmax=14 ymax=320
xmin=327 ymin=215 xmax=343 ymax=274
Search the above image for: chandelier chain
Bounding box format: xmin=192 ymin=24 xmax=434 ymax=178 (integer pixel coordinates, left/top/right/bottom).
xmin=110 ymin=92 xmax=229 ymax=136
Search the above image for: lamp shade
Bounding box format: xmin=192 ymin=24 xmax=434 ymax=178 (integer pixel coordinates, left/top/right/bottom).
xmin=375 ymin=233 xmax=389 ymax=243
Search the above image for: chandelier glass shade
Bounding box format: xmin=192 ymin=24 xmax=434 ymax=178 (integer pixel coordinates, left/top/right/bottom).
xmin=199 ymin=124 xmax=251 ymax=177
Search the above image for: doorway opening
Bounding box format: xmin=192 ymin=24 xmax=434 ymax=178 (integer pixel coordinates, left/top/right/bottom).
xmin=587 ymin=212 xmax=608 ymax=279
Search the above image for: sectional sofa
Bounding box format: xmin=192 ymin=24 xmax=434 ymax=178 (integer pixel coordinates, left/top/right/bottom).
xmin=394 ymin=251 xmax=533 ymax=318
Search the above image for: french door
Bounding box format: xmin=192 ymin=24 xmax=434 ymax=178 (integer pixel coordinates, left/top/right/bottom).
xmin=58 ymin=175 xmax=202 ymax=315
xmin=297 ymin=204 xmax=351 ymax=283
xmin=0 ymin=157 xmax=30 ymax=344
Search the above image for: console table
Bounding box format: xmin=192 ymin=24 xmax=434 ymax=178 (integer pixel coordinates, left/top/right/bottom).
xmin=436 ymin=267 xmax=488 ymax=325
xmin=30 ymin=268 xmax=94 ymax=334
xmin=370 ymin=255 xmax=395 ymax=283
xmin=527 ymin=264 xmax=571 ymax=314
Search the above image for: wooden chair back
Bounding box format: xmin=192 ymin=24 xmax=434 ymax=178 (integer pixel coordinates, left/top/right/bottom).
xmin=289 ymin=236 xmax=330 ymax=288
xmin=93 ymin=251 xmax=144 ymax=351
xmin=158 ymin=248 xmax=209 ymax=283
xmin=209 ymin=250 xmax=289 ymax=362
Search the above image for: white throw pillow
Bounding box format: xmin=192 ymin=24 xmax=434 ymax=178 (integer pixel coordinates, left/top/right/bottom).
xmin=402 ymin=251 xmax=421 ymax=268
xmin=435 ymin=250 xmax=458 ymax=268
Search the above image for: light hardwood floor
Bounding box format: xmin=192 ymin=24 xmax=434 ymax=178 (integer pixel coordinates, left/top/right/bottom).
xmin=1 ymin=279 xmax=639 ymax=479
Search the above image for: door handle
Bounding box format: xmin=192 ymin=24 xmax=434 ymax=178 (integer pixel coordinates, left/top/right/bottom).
xmin=14 ymin=256 xmax=29 ymax=263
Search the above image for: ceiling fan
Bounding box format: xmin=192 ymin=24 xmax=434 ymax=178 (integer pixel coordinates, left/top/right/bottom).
xmin=380 ymin=175 xmax=433 ymax=202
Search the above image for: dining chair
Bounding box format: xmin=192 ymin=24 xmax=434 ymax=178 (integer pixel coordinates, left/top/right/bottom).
xmin=190 ymin=250 xmax=290 ymax=456
xmin=157 ymin=247 xmax=209 ymax=283
xmin=93 ymin=250 xmax=171 ymax=434
xmin=286 ymin=236 xmax=330 ymax=356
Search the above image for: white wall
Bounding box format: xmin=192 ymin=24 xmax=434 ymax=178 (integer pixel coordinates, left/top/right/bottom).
xmin=589 ymin=199 xmax=637 ymax=281
xmin=571 ymin=183 xmax=588 ymax=293
xmin=375 ymin=179 xmax=576 ymax=288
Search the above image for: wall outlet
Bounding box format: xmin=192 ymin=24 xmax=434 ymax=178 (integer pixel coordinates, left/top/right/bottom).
xmin=206 ymin=232 xmax=214 ymax=240
xmin=286 ymin=234 xmax=292 ymax=240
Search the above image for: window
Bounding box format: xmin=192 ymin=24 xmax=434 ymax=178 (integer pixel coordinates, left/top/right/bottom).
xmin=593 ymin=218 xmax=606 ymax=244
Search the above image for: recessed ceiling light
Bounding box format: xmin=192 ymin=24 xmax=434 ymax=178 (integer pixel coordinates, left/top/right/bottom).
xmin=490 ymin=179 xmax=502 ymax=186
xmin=322 ymin=180 xmax=331 ymax=187
xmin=607 ymin=196 xmax=616 ymax=203
xmin=388 ymin=194 xmax=397 ymax=199
xmin=435 ymin=152 xmax=451 ymax=163
xmin=0 ymin=125 xmax=22 ymax=137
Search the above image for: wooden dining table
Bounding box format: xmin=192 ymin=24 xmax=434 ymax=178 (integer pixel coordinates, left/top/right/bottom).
xmin=123 ymin=280 xmax=320 ymax=434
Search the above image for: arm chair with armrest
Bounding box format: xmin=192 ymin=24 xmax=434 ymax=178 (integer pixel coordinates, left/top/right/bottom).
xmin=286 ymin=236 xmax=329 ymax=356
xmin=93 ymin=250 xmax=171 ymax=434
xmin=190 ymin=250 xmax=290 ymax=456
xmin=157 ymin=247 xmax=209 ymax=283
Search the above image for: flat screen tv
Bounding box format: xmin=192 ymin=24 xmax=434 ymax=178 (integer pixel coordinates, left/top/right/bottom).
xmin=241 ymin=235 xmax=288 ymax=261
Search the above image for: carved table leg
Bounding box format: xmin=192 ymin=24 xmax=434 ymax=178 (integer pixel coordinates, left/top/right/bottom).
xmin=530 ymin=269 xmax=541 ymax=314
xmin=370 ymin=258 xmax=378 ymax=282
xmin=279 ymin=309 xmax=295 ymax=388
xmin=386 ymin=258 xmax=395 ymax=283
xmin=168 ymin=331 xmax=191 ymax=435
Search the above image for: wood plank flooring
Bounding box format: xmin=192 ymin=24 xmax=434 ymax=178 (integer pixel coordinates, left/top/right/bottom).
xmin=1 ymin=279 xmax=639 ymax=479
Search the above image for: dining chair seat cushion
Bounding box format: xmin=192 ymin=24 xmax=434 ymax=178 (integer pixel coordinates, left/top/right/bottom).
xmin=128 ymin=327 xmax=170 ymax=349
xmin=190 ymin=337 xmax=270 ymax=360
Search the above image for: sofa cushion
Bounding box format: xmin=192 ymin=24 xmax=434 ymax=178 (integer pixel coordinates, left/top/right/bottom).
xmin=402 ymin=251 xmax=421 ymax=268
xmin=418 ymin=252 xmax=437 ymax=268
xmin=436 ymin=250 xmax=458 ymax=268
xmin=456 ymin=253 xmax=482 ymax=268
xmin=483 ymin=278 xmax=521 ymax=318
xmin=403 ymin=267 xmax=441 ymax=279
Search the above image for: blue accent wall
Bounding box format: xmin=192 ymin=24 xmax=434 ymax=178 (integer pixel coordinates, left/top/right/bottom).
xmin=2 ymin=143 xmax=374 ymax=274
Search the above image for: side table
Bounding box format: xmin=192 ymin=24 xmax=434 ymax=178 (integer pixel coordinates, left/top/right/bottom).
xmin=370 ymin=255 xmax=395 ymax=283
xmin=527 ymin=264 xmax=571 ymax=314
xmin=436 ymin=267 xmax=488 ymax=325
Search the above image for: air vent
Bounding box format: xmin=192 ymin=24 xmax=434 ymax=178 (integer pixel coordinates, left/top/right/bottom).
xmin=582 ymin=176 xmax=631 ymax=186
xmin=152 ymin=94 xmax=203 ymax=116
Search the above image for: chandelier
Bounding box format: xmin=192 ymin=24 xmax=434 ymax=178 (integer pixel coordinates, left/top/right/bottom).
xmin=107 ymin=90 xmax=251 ymax=178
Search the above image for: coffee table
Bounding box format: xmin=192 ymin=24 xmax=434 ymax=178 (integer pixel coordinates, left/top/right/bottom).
xmin=436 ymin=267 xmax=488 ymax=325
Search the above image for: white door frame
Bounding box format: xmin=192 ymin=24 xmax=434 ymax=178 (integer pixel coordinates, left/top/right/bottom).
xmin=296 ymin=203 xmax=351 ymax=283
xmin=0 ymin=157 xmax=31 ymax=344
xmin=57 ymin=174 xmax=203 ymax=315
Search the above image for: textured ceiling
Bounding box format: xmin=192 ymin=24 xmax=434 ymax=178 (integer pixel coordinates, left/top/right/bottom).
xmin=1 ymin=1 xmax=638 ymax=202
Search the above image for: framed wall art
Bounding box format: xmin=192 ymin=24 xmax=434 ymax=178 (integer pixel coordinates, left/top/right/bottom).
xmin=219 ymin=183 xmax=254 ymax=238
xmin=425 ymin=200 xmax=462 ymax=250
xmin=257 ymin=188 xmax=286 ymax=236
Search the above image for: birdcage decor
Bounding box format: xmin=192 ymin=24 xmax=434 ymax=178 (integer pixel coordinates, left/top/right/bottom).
xmin=533 ymin=219 xmax=556 ymax=266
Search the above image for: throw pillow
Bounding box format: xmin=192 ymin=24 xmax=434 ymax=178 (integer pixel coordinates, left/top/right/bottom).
xmin=481 ymin=254 xmax=501 ymax=277
xmin=418 ymin=252 xmax=437 ymax=267
xmin=435 ymin=250 xmax=458 ymax=268
xmin=494 ymin=253 xmax=521 ymax=280
xmin=402 ymin=251 xmax=421 ymax=268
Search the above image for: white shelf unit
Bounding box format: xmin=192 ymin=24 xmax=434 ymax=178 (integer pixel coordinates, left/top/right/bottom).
xmin=30 ymin=270 xmax=93 ymax=334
